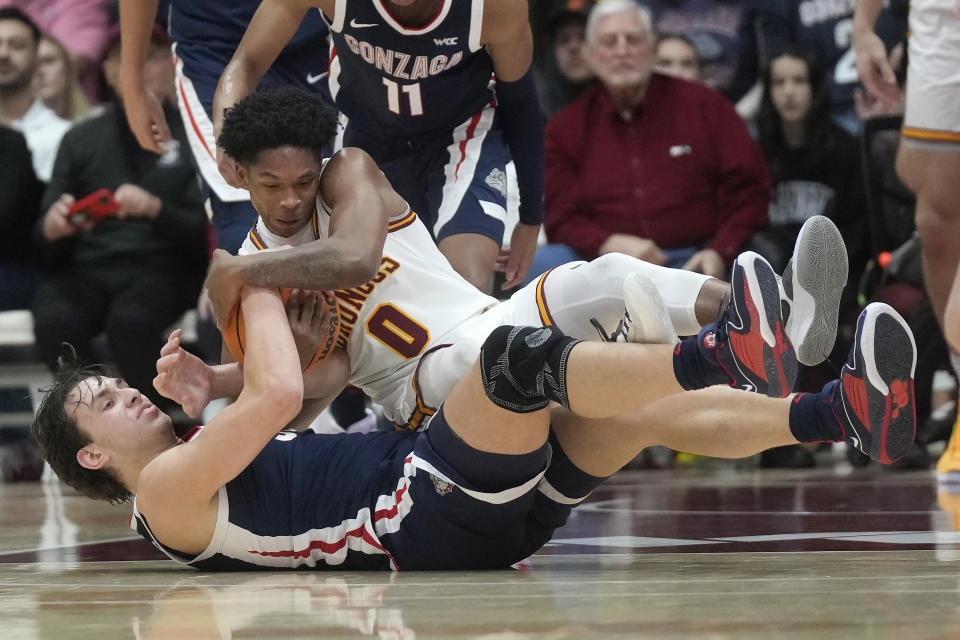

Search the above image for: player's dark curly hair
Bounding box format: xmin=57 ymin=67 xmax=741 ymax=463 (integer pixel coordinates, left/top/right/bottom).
xmin=31 ymin=347 xmax=132 ymax=504
xmin=218 ymin=87 xmax=337 ymax=165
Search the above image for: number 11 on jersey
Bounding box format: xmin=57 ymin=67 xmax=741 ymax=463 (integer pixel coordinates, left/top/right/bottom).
xmin=383 ymin=78 xmax=424 ymax=116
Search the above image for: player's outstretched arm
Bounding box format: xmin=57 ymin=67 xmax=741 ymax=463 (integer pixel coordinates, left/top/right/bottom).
xmin=137 ymin=286 xmax=303 ymax=538
xmin=483 ymin=0 xmax=544 ymax=288
xmin=213 ymin=0 xmax=320 ymax=186
xmin=213 ymin=0 xmax=315 ymax=138
xmin=119 ymin=0 xmax=170 ymax=154
xmin=318 ymin=147 xmax=407 ymax=274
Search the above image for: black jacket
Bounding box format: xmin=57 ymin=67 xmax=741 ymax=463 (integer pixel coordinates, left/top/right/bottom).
xmin=0 ymin=127 xmax=43 ymax=263
xmin=35 ymin=100 xmax=208 ymax=274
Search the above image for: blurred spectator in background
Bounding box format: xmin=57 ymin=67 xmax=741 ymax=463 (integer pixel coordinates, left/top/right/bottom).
xmin=32 ymin=27 xmax=208 ymax=409
xmin=655 ymin=32 xmax=702 ymax=81
xmin=751 ymin=45 xmax=867 ymax=291
xmin=536 ymin=1 xmax=595 ymax=119
xmin=531 ymin=0 xmax=768 ymax=283
xmin=0 ymin=0 xmax=112 ymax=101
xmin=638 ymin=0 xmax=749 ymax=101
xmin=34 ymin=33 xmax=91 ymax=121
xmin=0 ymin=7 xmax=70 ymax=181
xmin=733 ymin=0 xmax=908 ymax=132
xmin=0 ymin=126 xmax=42 ymax=311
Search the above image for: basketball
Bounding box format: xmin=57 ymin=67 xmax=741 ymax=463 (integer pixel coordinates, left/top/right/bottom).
xmin=222 ymin=289 xmax=341 ymax=374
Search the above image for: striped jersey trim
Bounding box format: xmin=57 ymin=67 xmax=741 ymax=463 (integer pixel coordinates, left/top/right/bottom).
xmin=388 ymin=210 xmax=418 ymax=232
xmin=246 ymin=209 xmax=321 ymax=250
xmin=174 ymin=56 xmax=214 ymax=162
xmin=247 ymin=227 xmax=266 ymax=250
xmin=902 ymin=126 xmax=960 ymax=144
xmin=399 ymin=343 xmax=452 ymax=431
xmin=374 ymin=0 xmax=453 ymax=35
xmin=537 ymin=477 xmax=589 ymax=505
xmin=535 ymin=268 xmax=556 ymax=326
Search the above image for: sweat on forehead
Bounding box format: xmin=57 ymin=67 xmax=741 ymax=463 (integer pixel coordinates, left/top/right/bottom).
xmin=68 ymin=375 xmax=105 ymax=409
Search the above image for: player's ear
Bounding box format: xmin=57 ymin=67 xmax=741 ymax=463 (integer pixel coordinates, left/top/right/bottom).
xmin=235 ymin=162 xmax=249 ymax=189
xmin=77 ymin=445 xmax=108 ymax=471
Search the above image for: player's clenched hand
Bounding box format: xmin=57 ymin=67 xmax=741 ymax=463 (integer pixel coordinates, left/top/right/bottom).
xmin=204 ymin=249 xmax=243 ymax=330
xmin=496 ymin=222 xmax=540 ymax=291
xmin=286 ymin=290 xmax=335 ymax=369
xmin=153 ymin=328 xmax=214 ymax=418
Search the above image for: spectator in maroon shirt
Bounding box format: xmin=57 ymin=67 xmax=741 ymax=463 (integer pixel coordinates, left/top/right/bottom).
xmin=527 ymin=0 xmax=769 ymax=283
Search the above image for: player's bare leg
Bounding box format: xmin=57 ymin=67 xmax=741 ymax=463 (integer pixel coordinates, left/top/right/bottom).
xmin=441 ymin=277 xmax=915 ymax=480
xmin=439 ymin=232 xmax=501 ymax=294
xmin=897 ymin=147 xmax=960 ymax=481
xmin=897 ymin=148 xmax=960 ymax=326
xmin=550 ymin=387 xmax=794 ymax=476
xmin=442 ymin=339 xmax=681 ymax=456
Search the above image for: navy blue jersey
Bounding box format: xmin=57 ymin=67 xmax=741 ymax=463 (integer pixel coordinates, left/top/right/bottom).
xmin=133 ymin=428 xmax=419 ymax=570
xmin=326 ymin=0 xmax=495 ymax=140
xmin=169 ymin=1 xmax=329 ymax=87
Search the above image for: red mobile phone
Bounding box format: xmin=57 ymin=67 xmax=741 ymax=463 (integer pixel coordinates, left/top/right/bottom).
xmin=67 ymin=189 xmax=119 ymax=225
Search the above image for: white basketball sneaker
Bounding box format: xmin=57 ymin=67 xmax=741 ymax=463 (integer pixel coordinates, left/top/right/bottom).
xmin=779 ymin=215 xmax=848 ymax=366
xmin=618 ymin=272 xmax=679 ymax=345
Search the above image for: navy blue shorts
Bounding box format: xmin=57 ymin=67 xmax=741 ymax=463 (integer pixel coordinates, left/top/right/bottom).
xmin=382 ymin=407 xmax=577 ymax=570
xmin=343 ymin=102 xmax=508 ymax=246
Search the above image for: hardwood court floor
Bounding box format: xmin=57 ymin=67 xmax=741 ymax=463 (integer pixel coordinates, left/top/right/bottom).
xmin=2 ymin=461 xmax=960 ymax=639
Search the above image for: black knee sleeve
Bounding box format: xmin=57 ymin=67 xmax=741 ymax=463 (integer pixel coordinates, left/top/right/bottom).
xmin=479 ymin=325 xmax=582 ymax=413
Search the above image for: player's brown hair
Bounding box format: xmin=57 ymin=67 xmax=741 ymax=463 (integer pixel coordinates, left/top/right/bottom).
xmin=31 ymin=348 xmax=132 ymax=504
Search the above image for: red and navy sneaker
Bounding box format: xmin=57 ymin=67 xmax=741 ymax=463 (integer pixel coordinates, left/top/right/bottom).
xmin=833 ymin=302 xmax=917 ymax=464
xmin=700 ymin=251 xmax=797 ymax=397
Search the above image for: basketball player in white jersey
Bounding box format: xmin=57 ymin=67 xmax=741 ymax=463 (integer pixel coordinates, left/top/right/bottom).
xmin=167 ymin=88 xmax=848 ymax=431
xmin=855 ymin=0 xmax=960 ymax=480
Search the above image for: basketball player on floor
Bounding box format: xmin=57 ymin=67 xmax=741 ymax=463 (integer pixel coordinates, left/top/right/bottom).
xmin=32 ymin=249 xmax=917 ymax=569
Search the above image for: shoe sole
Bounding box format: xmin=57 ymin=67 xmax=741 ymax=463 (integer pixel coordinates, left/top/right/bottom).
xmin=788 ymin=216 xmax=848 ymax=366
xmin=732 ymin=252 xmax=797 ymax=397
xmin=847 ymin=303 xmax=917 ymax=464
xmin=623 ymin=272 xmax=679 ymax=345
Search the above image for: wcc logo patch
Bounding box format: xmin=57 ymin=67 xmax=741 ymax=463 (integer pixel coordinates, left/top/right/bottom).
xmin=484 ymin=168 xmax=507 ymax=198
xmin=430 ymin=473 xmax=454 ymax=496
